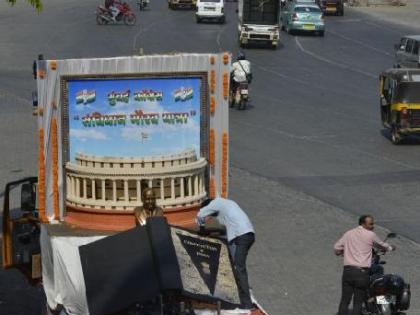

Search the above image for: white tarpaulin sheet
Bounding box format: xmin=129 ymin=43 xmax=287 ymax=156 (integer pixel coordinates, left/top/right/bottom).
xmin=41 ymin=225 xmax=107 ymax=315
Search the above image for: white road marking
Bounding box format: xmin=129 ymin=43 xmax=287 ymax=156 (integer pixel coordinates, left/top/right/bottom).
xmin=362 ymin=20 xmax=402 ymax=36
xmin=233 ymin=119 xmax=419 ymax=170
xmin=216 ymin=24 xmax=228 ymax=52
xmin=326 ymin=29 xmax=393 ymax=57
xmin=295 ymin=37 xmax=377 ymax=78
xmin=331 ymin=18 xmax=362 ymax=23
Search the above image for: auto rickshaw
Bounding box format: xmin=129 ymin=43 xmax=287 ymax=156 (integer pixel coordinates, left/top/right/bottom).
xmin=380 ymin=68 xmax=420 ymax=144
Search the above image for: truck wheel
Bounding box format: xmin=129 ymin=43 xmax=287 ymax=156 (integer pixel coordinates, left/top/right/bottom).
xmin=219 ymin=16 xmax=225 ymax=24
xmin=196 ymin=16 xmax=201 ymax=23
xmin=271 ymin=43 xmax=277 ymax=50
xmin=319 ymin=31 xmax=325 ymax=37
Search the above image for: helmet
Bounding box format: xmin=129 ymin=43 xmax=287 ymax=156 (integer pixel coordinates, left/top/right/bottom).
xmin=237 ymin=51 xmax=246 ymax=61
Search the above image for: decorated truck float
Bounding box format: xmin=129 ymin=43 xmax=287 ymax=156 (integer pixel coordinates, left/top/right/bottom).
xmin=2 ymin=53 xmax=268 ymax=315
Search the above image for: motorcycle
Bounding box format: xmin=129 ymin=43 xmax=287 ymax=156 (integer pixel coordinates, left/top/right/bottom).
xmin=363 ymin=233 xmax=411 ymax=315
xmin=137 ymin=0 xmax=149 ymax=10
xmin=230 ymin=81 xmax=249 ymax=110
xmin=96 ymin=2 xmax=136 ymax=26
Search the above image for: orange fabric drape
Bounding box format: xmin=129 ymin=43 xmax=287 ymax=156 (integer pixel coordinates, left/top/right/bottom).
xmin=222 ymin=73 xmax=228 ymax=100
xmin=210 ymin=96 xmax=216 ymax=115
xmin=210 ymin=70 xmax=216 ymax=94
xmin=209 ymin=128 xmax=215 ymax=167
xmin=221 ymin=132 xmax=228 ymax=198
xmin=209 ymin=177 xmax=216 ymax=199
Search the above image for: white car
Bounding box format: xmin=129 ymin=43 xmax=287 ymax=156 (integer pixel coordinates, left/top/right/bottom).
xmin=196 ymin=0 xmax=225 ymax=23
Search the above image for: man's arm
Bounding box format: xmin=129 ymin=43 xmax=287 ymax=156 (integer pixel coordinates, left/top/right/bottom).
xmin=372 ymin=233 xmax=394 ymax=251
xmin=334 ymin=235 xmax=345 ymax=256
xmin=196 ymin=200 xmax=219 ymax=225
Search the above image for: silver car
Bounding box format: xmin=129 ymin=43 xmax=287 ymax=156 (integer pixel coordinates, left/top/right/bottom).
xmin=280 ymin=2 xmax=325 ymax=36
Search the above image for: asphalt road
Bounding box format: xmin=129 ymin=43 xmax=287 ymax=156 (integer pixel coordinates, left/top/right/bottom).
xmin=1 ymin=1 xmax=420 ymax=314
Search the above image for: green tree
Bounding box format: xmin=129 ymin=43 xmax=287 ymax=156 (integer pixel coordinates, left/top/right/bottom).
xmin=6 ymin=0 xmax=43 ymax=11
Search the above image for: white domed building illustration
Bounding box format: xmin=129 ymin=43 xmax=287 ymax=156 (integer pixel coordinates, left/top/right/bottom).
xmin=64 ymin=149 xmax=207 ymax=230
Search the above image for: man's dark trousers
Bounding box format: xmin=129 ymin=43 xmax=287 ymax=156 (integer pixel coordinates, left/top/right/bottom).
xmin=338 ymin=266 xmax=370 ymax=315
xmin=232 ymin=232 xmax=255 ymax=309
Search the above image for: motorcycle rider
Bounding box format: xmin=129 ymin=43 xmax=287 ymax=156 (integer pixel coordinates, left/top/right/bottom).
xmin=105 ymin=0 xmax=121 ymax=22
xmin=231 ymin=51 xmax=252 ymax=98
xmin=334 ymin=215 xmax=396 ymax=315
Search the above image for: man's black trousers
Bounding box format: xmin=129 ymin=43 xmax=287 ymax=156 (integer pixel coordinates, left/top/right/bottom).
xmin=231 ymin=232 xmax=255 ymax=309
xmin=338 ymin=266 xmax=370 ymax=315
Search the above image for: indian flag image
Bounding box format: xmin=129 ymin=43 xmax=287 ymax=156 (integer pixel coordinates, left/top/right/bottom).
xmin=173 ymin=87 xmax=194 ymax=102
xmin=76 ymin=90 xmax=96 ymax=105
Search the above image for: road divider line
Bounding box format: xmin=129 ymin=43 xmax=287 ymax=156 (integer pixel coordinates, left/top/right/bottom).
xmin=132 ymin=10 xmax=181 ymax=52
xmin=295 ymin=37 xmax=377 ymax=78
xmin=326 ymin=29 xmax=393 ymax=57
xmin=232 ymin=118 xmax=419 ymax=170
xmin=254 ymin=64 xmax=374 ymax=104
xmin=362 ymin=20 xmax=402 ymax=36
xmin=216 ymin=24 xmax=229 ymax=52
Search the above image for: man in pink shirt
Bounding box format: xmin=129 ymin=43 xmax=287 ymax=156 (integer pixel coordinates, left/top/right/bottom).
xmin=334 ymin=215 xmax=395 ymax=315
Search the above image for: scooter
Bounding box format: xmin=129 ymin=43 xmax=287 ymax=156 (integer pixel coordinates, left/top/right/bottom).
xmin=363 ymin=233 xmax=411 ymax=315
xmin=95 ymin=3 xmax=136 ymax=25
xmin=137 ymin=0 xmax=150 ymax=10
xmin=230 ymin=81 xmax=249 ymax=110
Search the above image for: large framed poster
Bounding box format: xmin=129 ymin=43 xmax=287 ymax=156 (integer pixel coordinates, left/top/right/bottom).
xmin=36 ymin=54 xmax=230 ymax=229
xmin=59 ymin=72 xmax=211 ymax=228
xmin=62 ymin=74 xmax=208 ymax=163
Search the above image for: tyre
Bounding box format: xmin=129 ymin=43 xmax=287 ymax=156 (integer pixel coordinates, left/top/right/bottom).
xmin=124 ymin=14 xmax=136 ymax=26
xmin=319 ymin=30 xmax=325 ymax=37
xmin=378 ymin=304 xmax=392 ymax=315
xmin=271 ymin=43 xmax=277 ymax=50
xmin=391 ymin=128 xmax=402 ymax=145
xmin=240 ymin=98 xmax=246 ymax=110
xmin=196 ymin=16 xmax=201 ymax=23
xmin=219 ymin=16 xmax=225 ymax=24
xmin=96 ymin=15 xmax=105 ymax=25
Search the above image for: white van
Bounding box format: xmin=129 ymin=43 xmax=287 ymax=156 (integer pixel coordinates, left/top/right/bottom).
xmin=196 ymin=0 xmax=225 ymax=23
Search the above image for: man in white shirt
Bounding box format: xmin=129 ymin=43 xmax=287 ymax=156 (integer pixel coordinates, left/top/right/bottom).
xmin=231 ymin=52 xmax=252 ymax=86
xmin=197 ymin=198 xmax=255 ymax=310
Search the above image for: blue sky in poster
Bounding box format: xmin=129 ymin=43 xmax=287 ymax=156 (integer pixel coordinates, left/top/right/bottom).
xmin=68 ymin=77 xmax=201 ymax=162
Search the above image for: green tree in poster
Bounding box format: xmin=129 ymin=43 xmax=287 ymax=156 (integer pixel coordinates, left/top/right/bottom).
xmin=6 ymin=0 xmax=43 ymax=11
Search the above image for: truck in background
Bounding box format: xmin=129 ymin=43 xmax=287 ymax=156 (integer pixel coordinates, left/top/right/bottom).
xmin=168 ymin=0 xmax=196 ymax=10
xmin=316 ymin=0 xmax=344 ymax=16
xmin=237 ymin=0 xmax=280 ymax=49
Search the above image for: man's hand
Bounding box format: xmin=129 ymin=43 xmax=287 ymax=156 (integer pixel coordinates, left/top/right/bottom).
xmin=335 ymin=249 xmax=344 ymax=256
xmin=196 ymin=217 xmax=205 ymax=226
